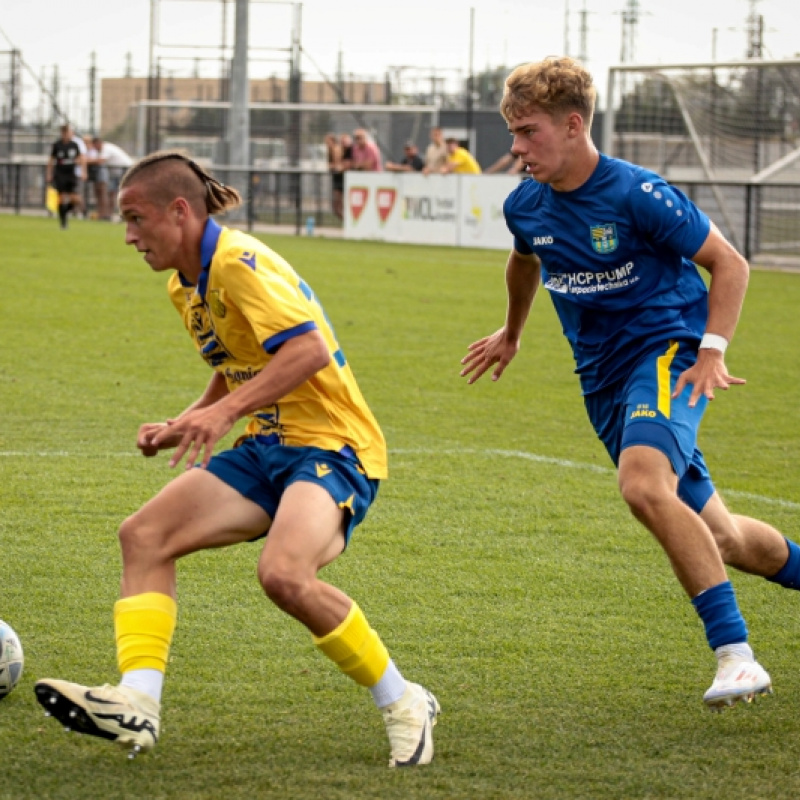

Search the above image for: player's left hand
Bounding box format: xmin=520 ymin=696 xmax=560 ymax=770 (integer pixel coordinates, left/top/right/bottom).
xmin=672 ymin=348 xmax=746 ymax=407
xmin=152 ymin=406 xmax=236 ymax=470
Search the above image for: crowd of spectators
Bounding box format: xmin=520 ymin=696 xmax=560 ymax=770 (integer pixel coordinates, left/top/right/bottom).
xmin=324 ymin=124 xmax=527 ymax=217
xmin=324 ymin=125 xmax=527 ymax=180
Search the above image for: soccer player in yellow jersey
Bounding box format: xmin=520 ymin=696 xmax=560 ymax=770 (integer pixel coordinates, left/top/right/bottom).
xmin=35 ymin=151 xmax=439 ymax=767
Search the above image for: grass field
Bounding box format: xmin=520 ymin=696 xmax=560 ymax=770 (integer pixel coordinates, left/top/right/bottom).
xmin=1 ymin=214 xmax=799 ymax=800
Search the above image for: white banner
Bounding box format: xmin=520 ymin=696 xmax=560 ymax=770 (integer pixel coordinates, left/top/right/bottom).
xmin=343 ymin=172 xmax=520 ymax=251
xmin=457 ymin=175 xmax=520 ymax=250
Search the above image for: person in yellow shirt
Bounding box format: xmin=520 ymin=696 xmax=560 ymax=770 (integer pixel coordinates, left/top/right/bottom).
xmin=34 ymin=151 xmax=439 ymax=768
xmin=441 ymin=137 xmax=482 ymax=174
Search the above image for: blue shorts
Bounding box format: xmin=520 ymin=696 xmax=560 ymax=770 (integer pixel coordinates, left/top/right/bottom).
xmin=205 ymin=438 xmax=380 ymax=544
xmin=583 ymin=340 xmax=715 ymax=513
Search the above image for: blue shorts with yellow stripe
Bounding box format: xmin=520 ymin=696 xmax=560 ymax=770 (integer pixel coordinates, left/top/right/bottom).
xmin=584 ymin=340 xmax=715 ymax=513
xmin=205 ymin=438 xmax=379 ymax=544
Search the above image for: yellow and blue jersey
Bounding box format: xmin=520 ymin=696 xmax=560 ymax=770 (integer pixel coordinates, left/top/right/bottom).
xmin=167 ymin=219 xmax=387 ymax=479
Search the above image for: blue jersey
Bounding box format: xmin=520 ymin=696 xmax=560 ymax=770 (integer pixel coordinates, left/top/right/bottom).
xmin=504 ymin=154 xmax=711 ymax=394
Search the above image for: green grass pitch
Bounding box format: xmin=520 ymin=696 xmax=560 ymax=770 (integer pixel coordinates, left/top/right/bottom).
xmin=1 ymin=214 xmax=799 ymax=799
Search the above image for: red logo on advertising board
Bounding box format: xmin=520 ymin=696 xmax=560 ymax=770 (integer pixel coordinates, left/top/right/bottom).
xmin=349 ymin=187 xmax=369 ymax=222
xmin=376 ymin=187 xmax=397 ymax=223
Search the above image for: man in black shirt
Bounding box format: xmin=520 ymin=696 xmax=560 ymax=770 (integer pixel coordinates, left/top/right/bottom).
xmin=46 ymin=124 xmax=86 ymax=229
xmin=385 ymin=142 xmax=425 ymax=173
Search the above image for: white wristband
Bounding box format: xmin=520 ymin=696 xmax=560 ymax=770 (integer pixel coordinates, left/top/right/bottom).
xmin=699 ymin=333 xmax=729 ymax=354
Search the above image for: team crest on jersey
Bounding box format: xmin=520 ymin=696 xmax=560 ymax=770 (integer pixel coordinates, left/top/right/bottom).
xmin=590 ymin=223 xmax=618 ymax=254
xmin=208 ymin=289 xmax=227 ymax=318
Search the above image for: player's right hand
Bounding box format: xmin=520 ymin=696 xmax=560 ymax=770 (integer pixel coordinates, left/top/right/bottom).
xmin=460 ymin=328 xmax=520 ymax=384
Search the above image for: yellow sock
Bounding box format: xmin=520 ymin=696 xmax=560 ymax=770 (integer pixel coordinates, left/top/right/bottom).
xmin=313 ymin=602 xmax=389 ymax=687
xmin=114 ymin=592 xmax=177 ymax=674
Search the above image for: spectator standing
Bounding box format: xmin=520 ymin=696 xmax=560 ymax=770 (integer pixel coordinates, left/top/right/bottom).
xmin=339 ymin=132 xmax=353 ymax=172
xmin=325 ymin=133 xmax=345 ymax=220
xmin=96 ymin=137 xmax=134 ymax=216
xmin=85 ymin=137 xmax=110 ymax=219
xmin=385 ymin=142 xmax=425 ymax=173
xmin=46 ymin=124 xmax=86 ymax=229
xmin=441 ymin=138 xmax=482 ymax=174
xmin=422 ymin=127 xmax=448 ymax=175
xmin=350 ymin=129 xmax=382 ymax=172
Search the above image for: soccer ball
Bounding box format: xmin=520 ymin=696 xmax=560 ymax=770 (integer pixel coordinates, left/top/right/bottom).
xmin=0 ymin=620 xmax=24 ymax=699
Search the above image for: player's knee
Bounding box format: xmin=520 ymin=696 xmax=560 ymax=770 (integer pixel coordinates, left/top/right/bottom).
xmin=705 ymin=517 xmax=741 ymax=564
xmin=258 ymin=563 xmax=311 ymax=615
xmin=618 ymin=472 xmax=668 ymax=521
xmin=118 ymin=514 xmax=166 ymax=564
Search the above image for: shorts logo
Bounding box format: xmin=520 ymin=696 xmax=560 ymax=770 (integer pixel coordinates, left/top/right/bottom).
xmin=630 ymin=403 xmax=657 ymax=419
xmin=315 ymin=463 xmax=332 ymax=478
xmin=590 ymin=223 xmax=618 ymax=254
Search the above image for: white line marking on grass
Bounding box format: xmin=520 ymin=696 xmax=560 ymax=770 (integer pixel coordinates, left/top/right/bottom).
xmin=2 ymin=447 xmax=798 ymax=510
xmin=0 ymin=451 xmax=137 ymax=458
xmin=392 ymin=447 xmax=800 ymax=511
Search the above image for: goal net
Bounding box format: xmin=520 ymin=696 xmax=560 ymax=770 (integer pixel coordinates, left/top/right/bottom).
xmin=604 ymin=59 xmax=800 ymax=262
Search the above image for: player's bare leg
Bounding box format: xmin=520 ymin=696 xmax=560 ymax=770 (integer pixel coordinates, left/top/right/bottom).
xmin=618 ymin=445 xmax=772 ymax=709
xmin=35 ymin=470 xmax=269 ymax=757
xmin=258 ymin=481 xmax=440 ymax=766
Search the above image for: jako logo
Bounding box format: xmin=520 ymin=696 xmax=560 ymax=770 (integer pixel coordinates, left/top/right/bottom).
xmin=532 ymin=235 xmax=554 ymax=246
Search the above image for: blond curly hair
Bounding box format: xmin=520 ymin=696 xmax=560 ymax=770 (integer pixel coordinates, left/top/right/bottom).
xmin=500 ymin=57 xmax=596 ymax=128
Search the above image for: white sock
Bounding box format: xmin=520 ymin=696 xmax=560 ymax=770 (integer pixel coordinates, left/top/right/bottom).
xmin=120 ymin=668 xmax=165 ymax=703
xmin=714 ymin=642 xmax=754 ymax=663
xmin=369 ymin=660 xmax=407 ymax=708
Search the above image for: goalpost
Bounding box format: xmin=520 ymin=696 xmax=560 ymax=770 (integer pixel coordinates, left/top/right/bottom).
xmin=604 ymin=59 xmax=800 ymax=262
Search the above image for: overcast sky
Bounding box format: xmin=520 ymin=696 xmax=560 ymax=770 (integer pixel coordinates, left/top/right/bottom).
xmin=2 ymin=0 xmax=798 ymax=127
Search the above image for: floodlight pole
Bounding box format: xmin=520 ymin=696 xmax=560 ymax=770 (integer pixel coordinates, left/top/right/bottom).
xmin=466 ymin=7 xmax=475 ymax=152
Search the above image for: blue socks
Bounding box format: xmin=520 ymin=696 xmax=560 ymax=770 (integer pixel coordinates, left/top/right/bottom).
xmin=691 ymin=581 xmax=748 ymax=650
xmin=767 ymin=538 xmax=800 ymax=590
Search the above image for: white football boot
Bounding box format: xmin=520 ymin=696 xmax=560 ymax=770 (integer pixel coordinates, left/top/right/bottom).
xmin=35 ymin=679 xmax=160 ymax=758
xmin=381 ymin=681 xmax=440 ymax=767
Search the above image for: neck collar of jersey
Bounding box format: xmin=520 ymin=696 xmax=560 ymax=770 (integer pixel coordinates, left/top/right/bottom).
xmin=177 ymin=217 xmax=223 ymax=296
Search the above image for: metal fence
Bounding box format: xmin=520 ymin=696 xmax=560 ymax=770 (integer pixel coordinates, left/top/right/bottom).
xmin=3 ymin=160 xmax=800 ymax=262
xmin=0 ymin=161 xmax=341 ymax=233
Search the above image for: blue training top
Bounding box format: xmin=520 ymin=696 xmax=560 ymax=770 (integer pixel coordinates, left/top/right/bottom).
xmin=504 ymin=153 xmax=712 ymax=394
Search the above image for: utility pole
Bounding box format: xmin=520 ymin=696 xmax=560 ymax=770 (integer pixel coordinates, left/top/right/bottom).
xmin=51 ymin=65 xmax=60 ymax=126
xmin=466 ymin=7 xmax=475 ymax=151
xmin=146 ymin=0 xmax=160 ymax=153
xmin=746 ymin=0 xmax=764 ymax=58
xmin=577 ymin=1 xmax=589 ymax=64
xmin=287 ymin=2 xmax=302 ymax=166
xmin=619 ymin=0 xmax=641 ymax=64
xmin=228 ymin=0 xmax=249 ymax=167
xmin=89 ymin=51 xmax=97 ymax=134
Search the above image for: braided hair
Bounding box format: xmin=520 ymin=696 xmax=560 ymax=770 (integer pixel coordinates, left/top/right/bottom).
xmin=119 ymin=150 xmax=242 ymax=215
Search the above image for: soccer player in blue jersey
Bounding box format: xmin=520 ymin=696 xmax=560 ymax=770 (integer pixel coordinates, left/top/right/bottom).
xmin=461 ymin=56 xmax=800 ymax=709
xmin=35 ymin=151 xmax=439 ymax=766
